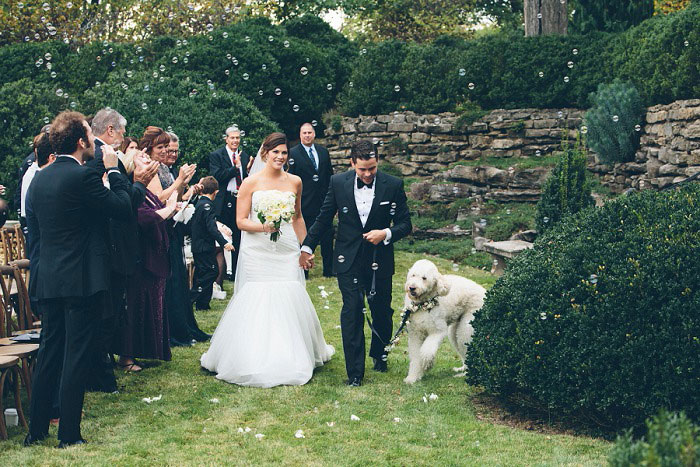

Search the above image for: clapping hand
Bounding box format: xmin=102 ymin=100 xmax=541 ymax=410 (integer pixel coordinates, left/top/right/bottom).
xmin=102 ymin=144 xmax=119 ymax=170
xmin=178 ymin=163 xmax=197 ymax=185
xmin=133 ymin=151 xmax=160 ymax=185
xmin=224 ymin=243 xmax=235 ymax=252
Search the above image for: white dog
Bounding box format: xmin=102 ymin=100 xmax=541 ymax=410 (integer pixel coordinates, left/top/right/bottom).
xmin=402 ymin=259 xmax=486 ymax=384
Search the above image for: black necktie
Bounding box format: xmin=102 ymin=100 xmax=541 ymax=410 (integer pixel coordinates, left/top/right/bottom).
xmin=357 ymin=178 xmax=373 ymax=189
xmin=307 ymin=147 xmax=318 ymax=171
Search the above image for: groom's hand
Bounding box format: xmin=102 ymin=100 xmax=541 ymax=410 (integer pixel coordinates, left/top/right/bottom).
xmin=299 ymin=251 xmax=315 ymax=270
xmin=363 ymin=230 xmax=387 ymax=245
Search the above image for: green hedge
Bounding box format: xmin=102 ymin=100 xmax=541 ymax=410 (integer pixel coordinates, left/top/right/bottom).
xmin=465 ymin=184 xmax=700 ymax=431
xmin=339 ymin=5 xmax=700 ymax=116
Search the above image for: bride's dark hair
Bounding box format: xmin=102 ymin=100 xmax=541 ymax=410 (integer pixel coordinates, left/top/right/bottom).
xmin=260 ymin=132 xmax=288 ymax=161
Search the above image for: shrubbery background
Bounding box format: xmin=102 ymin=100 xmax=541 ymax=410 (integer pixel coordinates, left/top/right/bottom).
xmin=0 ymin=5 xmax=698 ymax=204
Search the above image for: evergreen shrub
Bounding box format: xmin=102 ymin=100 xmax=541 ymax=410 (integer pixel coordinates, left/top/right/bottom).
xmin=584 ymin=80 xmax=645 ymax=165
xmin=609 ymin=411 xmax=699 ymax=466
xmin=535 ymin=143 xmax=595 ymax=233
xmin=465 ymin=184 xmax=700 ymax=431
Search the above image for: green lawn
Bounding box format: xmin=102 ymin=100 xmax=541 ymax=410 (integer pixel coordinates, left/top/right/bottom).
xmin=1 ymin=251 xmax=610 ymax=465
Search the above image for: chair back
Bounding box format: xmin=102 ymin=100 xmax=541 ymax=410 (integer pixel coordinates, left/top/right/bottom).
xmin=0 ymin=224 xmax=26 ymax=264
xmin=8 ymin=260 xmax=36 ymax=332
xmin=0 ymin=264 xmax=15 ymax=338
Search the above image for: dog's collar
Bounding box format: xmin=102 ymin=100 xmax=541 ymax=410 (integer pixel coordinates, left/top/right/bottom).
xmin=408 ymin=296 xmax=439 ymax=314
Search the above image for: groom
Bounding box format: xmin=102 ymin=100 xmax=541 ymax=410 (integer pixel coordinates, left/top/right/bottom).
xmin=300 ymin=140 xmax=412 ymax=386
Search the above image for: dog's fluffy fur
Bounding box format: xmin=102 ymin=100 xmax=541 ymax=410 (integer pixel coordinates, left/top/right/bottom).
xmin=402 ymin=259 xmax=486 ymax=384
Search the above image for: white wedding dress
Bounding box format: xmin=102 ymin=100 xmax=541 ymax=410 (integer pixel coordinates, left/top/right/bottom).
xmin=200 ymin=190 xmax=334 ymax=387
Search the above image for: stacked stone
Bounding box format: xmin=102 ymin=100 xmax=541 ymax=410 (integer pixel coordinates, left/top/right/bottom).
xmin=588 ymin=99 xmax=700 ymax=191
xmin=322 ymin=109 xmax=584 ymax=177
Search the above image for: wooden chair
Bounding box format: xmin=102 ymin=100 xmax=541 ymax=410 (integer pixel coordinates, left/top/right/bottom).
xmin=0 ymin=344 xmax=38 ymax=404
xmin=0 ymin=265 xmax=17 ymax=338
xmin=8 ymin=260 xmax=39 ymax=332
xmin=0 ymin=224 xmax=26 ymax=265
xmin=0 ymin=355 xmax=27 ymax=440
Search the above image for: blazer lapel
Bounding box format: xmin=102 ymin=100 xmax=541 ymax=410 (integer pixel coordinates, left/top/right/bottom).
xmin=365 ymin=171 xmax=387 ymax=227
xmin=343 ymin=171 xmax=362 ymax=229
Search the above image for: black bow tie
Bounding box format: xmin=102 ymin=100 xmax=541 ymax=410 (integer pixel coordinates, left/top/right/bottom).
xmin=357 ymin=178 xmax=373 ymax=189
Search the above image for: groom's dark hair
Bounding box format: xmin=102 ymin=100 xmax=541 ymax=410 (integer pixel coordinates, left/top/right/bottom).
xmin=200 ymin=176 xmax=219 ymax=194
xmin=350 ymin=139 xmax=377 ymax=163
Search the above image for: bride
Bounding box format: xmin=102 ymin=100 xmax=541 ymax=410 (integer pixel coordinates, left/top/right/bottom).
xmin=200 ymin=132 xmax=334 ymax=387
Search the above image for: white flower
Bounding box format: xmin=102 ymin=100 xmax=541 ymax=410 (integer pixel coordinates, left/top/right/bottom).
xmin=350 ymin=414 xmax=360 ymax=421
xmin=209 ymin=398 xmax=220 ymax=404
xmin=393 ymin=417 xmax=402 ymax=423
xmin=237 ymin=427 xmax=244 ymax=433
xmin=142 ymin=394 xmax=162 ymax=404
xmin=429 ymin=393 xmax=438 ymax=401
xmin=326 ymin=421 xmax=335 ymax=427
xmin=244 ymin=427 xmax=252 ymax=433
xmin=295 ymin=429 xmax=305 ymax=438
xmin=324 ymin=306 xmax=329 ymax=310
xmin=320 ymin=290 xmax=329 ymax=298
xmin=255 ymin=433 xmax=265 ymax=440
xmin=318 ymin=286 xmax=325 ymax=290
xmin=422 ymin=396 xmax=428 ymax=403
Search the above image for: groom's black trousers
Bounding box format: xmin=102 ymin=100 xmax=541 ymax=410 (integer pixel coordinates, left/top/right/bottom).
xmin=29 ymin=293 xmax=103 ymax=443
xmin=337 ymin=256 xmax=393 ymax=380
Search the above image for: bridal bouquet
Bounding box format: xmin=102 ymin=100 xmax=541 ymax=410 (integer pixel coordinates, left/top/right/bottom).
xmin=256 ymin=190 xmax=296 ymax=242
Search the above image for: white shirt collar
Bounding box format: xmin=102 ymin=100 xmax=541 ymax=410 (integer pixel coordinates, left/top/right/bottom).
xmin=226 ymin=145 xmax=239 ymax=158
xmin=301 ymin=143 xmax=315 ymax=152
xmin=58 ymin=154 xmax=83 ymax=165
xmin=94 ymin=136 xmax=107 ymax=147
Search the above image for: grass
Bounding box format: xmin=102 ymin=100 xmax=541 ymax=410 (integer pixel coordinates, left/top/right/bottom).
xmin=1 ymin=251 xmax=610 ymax=465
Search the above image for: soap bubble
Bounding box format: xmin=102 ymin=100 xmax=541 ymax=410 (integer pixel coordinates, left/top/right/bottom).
xmin=158 ymin=98 xmax=163 ymax=105
xmin=538 ymin=71 xmax=544 ymax=78
xmin=222 ymin=32 xmax=228 ymax=39
xmin=141 ymin=103 xmax=148 ymax=110
xmin=44 ymin=52 xmax=52 ymax=61
xmin=126 ymin=70 xmax=133 ymax=78
xmin=580 ymin=125 xmax=588 ymax=134
xmin=589 ymin=274 xmax=598 ymax=284
xmin=300 ymin=67 xmax=308 ymax=76
xmin=394 ymin=85 xmax=400 ymax=92
xmin=274 ymin=88 xmax=282 ymax=96
xmin=536 ymin=13 xmax=542 ymax=19
xmin=635 ymin=124 xmax=641 ymax=132
xmin=284 ymin=40 xmax=290 ymax=48
xmin=326 ymin=83 xmax=333 ymax=90
xmin=50 ymin=71 xmax=56 ymax=78
xmin=312 ymin=174 xmax=319 ymax=182
xmin=572 ymin=48 xmax=578 ymax=55
xmin=261 ymin=64 xmax=267 ymax=71
xmin=612 ymin=115 xmax=619 ymax=122
xmin=567 ymin=61 xmax=574 ymax=68
xmin=258 ymin=90 xmax=263 ymax=96
xmin=245 ymin=36 xmax=250 ymax=42
xmin=42 ymin=2 xmax=49 ymax=12
xmin=55 ymin=88 xmax=64 ymax=97
xmin=337 ymin=255 xmax=345 ymax=263
xmin=225 ymin=69 xmax=230 ymax=75
xmin=159 ymin=64 xmax=166 ymax=72
xmin=459 ymin=68 xmax=466 ymax=76
xmin=242 ymin=73 xmax=249 ymax=80
xmin=172 ymin=56 xmax=178 ymax=64
xmin=684 ymin=40 xmax=689 ymax=47
xmin=563 ymin=76 xmax=570 ymax=83
xmin=468 ymin=82 xmax=475 ymax=90
xmin=342 ymin=207 xmax=349 ymax=214
xmin=292 ymin=104 xmax=300 ymax=112
xmin=311 ymin=120 xmax=318 ymax=126
xmin=268 ymin=35 xmax=274 ymax=42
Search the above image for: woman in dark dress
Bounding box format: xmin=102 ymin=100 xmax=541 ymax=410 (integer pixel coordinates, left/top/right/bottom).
xmin=117 ymin=127 xmax=177 ymax=372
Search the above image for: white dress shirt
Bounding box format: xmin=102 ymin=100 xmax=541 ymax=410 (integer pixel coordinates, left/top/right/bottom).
xmin=225 ymin=146 xmax=242 ymax=192
xmin=20 ymin=163 xmax=39 ymax=218
xmin=301 ymin=143 xmax=319 ymax=169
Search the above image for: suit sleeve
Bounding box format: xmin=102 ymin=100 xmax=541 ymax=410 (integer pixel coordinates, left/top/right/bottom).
xmin=388 ymin=180 xmax=412 ymax=243
xmin=321 ymin=148 xmax=332 ymax=193
xmin=287 ymin=148 xmax=298 ymax=176
xmin=303 ymin=177 xmax=338 ymax=251
xmin=83 ymin=169 xmax=132 ymax=222
xmin=205 ymin=205 xmax=229 ymax=247
xmin=84 ymin=153 xmax=105 ymax=174
xmin=209 ymin=150 xmax=239 ymax=188
xmin=130 ymin=181 xmax=147 ymax=212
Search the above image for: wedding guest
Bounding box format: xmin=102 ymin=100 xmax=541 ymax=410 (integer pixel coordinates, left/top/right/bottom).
xmin=119 ymin=136 xmax=138 ymax=155
xmin=288 ymin=122 xmax=335 ymax=277
xmin=85 ymin=110 xmax=159 ymax=392
xmin=24 ymin=111 xmax=133 ymax=448
xmin=209 ymin=126 xmax=250 ymax=282
xmin=21 ymin=132 xmax=55 ymax=223
xmin=190 ymin=176 xmax=234 ymax=311
xmin=16 ymin=124 xmax=50 ymax=229
xmin=162 ymin=131 xmax=211 ymax=346
xmin=141 ymin=126 xmax=196 ymax=203
xmin=116 ymin=127 xmax=178 ymax=372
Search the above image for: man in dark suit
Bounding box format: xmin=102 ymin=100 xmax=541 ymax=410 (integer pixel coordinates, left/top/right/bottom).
xmin=301 ymin=140 xmax=412 ymax=386
xmin=16 ymin=124 xmax=50 ymax=229
xmin=288 ymin=122 xmax=334 ymax=277
xmin=84 ymin=108 xmax=159 ymax=393
xmin=209 ymin=126 xmax=250 ymax=279
xmin=24 ymin=111 xmax=138 ymax=448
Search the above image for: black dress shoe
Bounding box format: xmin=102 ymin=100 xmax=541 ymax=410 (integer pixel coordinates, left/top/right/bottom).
xmin=24 ymin=433 xmax=48 ymax=446
xmin=195 ymin=305 xmax=211 ymax=311
xmin=346 ymin=377 xmax=363 ymax=387
xmin=373 ymin=358 xmax=388 ymax=373
xmin=58 ymin=439 xmax=87 ymax=449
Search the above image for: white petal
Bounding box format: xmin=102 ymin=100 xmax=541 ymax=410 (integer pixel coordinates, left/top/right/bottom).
xmin=244 ymin=427 xmax=252 ymax=433
xmin=326 ymin=421 xmax=335 ymax=427
xmin=350 ymin=414 xmax=360 ymax=421
xmin=393 ymin=417 xmax=402 ymax=423
xmin=209 ymin=398 xmax=220 ymax=404
xmin=294 ymin=429 xmax=305 ymax=438
xmin=255 ymin=433 xmax=265 ymax=440
xmin=429 ymin=393 xmax=438 ymax=401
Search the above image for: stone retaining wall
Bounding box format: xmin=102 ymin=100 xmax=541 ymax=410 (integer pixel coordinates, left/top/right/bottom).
xmin=318 ymin=99 xmax=700 ymax=197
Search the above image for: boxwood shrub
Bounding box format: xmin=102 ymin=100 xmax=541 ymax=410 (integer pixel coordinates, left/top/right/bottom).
xmin=465 ymin=183 xmax=700 ymax=431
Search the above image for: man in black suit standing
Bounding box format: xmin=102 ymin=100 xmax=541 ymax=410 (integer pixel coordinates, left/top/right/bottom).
xmin=209 ymin=126 xmax=250 ymax=279
xmin=84 ymin=108 xmax=159 ymax=393
xmin=24 ymin=111 xmax=143 ymax=448
xmin=288 ymin=122 xmax=334 ymax=277
xmin=300 ymin=140 xmax=412 ymax=386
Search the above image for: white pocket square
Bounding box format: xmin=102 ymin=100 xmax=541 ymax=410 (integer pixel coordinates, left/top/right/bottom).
xmin=379 ymin=201 xmax=390 ymax=205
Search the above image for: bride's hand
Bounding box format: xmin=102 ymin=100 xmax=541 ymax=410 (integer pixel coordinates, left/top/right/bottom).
xmin=262 ymin=222 xmax=279 ymax=233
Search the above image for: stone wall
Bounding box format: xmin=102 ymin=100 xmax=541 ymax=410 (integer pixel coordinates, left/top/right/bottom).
xmin=318 ymin=99 xmax=700 ymax=197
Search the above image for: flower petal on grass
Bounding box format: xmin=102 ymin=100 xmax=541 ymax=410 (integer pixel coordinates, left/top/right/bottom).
xmin=255 ymin=433 xmax=265 ymax=440
xmin=209 ymin=398 xmax=220 ymax=404
xmin=350 ymin=414 xmax=360 ymax=421
xmin=295 ymin=429 xmax=305 ymax=439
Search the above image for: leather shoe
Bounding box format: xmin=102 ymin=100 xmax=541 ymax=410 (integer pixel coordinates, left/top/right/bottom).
xmin=346 ymin=377 xmax=362 ymax=387
xmin=58 ymin=439 xmax=87 ymax=449
xmin=373 ymin=358 xmax=388 ymax=372
xmin=24 ymin=433 xmax=48 ymax=446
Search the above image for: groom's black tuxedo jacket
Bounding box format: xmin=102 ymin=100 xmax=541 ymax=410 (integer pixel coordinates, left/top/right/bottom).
xmin=287 ymin=143 xmax=332 ymax=226
xmin=85 ymin=139 xmax=146 ymax=276
xmin=27 ymin=156 xmax=132 ymax=299
xmin=209 ymin=146 xmax=250 ymax=222
xmin=304 ymin=170 xmax=412 ymax=277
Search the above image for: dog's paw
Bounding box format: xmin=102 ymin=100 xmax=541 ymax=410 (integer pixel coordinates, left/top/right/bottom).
xmin=403 ymin=376 xmax=419 ymax=384
xmin=452 ymin=364 xmax=467 ymax=372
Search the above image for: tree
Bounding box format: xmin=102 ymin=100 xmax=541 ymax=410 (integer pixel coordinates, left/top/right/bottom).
xmin=524 ymin=0 xmax=568 ymax=36
xmin=475 ymin=0 xmax=524 ymax=28
xmin=654 ymin=0 xmax=690 ymax=14
xmin=344 ymin=0 xmax=478 ymax=42
xmin=569 ymin=0 xmax=654 ymax=33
